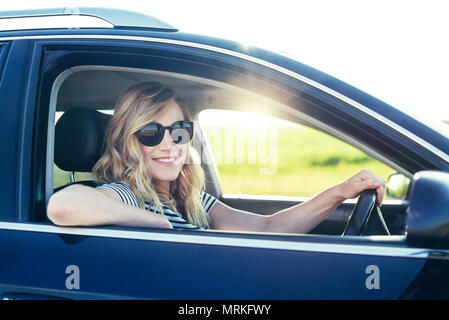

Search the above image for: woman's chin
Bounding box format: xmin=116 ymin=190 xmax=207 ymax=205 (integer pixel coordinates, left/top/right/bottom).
xmin=151 ymin=171 xmax=181 ymax=183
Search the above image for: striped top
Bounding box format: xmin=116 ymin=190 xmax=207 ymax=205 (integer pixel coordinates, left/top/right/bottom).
xmin=96 ymin=182 xmax=218 ymax=230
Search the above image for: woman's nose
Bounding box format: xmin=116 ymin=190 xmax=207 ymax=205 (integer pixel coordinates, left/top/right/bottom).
xmin=158 ymin=128 xmax=175 ymax=149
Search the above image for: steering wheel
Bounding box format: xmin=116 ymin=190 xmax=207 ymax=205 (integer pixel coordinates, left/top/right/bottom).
xmin=342 ymin=189 xmax=390 ymax=236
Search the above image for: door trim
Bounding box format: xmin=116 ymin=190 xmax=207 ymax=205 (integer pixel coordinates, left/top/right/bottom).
xmin=0 ymin=221 xmax=439 ymax=260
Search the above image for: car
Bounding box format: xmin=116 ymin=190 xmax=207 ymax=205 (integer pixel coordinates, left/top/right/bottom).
xmin=1 ymin=7 xmax=449 ymax=300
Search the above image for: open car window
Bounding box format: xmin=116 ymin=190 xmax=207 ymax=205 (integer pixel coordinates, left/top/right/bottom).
xmin=47 ymin=63 xmax=407 ymax=239
xmin=34 ymin=38 xmax=415 ymax=242
xmin=198 ymin=109 xmax=395 ymax=199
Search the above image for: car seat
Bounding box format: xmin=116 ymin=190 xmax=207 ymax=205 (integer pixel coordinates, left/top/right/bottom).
xmin=54 ymin=107 xmax=111 ymax=192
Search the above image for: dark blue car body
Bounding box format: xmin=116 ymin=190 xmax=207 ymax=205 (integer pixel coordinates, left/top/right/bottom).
xmin=0 ymin=8 xmax=449 ymax=300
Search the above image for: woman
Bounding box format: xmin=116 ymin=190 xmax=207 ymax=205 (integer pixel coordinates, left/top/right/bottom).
xmin=47 ymin=82 xmax=386 ymax=233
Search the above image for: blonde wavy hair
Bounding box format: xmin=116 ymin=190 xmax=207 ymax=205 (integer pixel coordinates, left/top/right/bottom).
xmin=92 ymin=82 xmax=210 ymax=228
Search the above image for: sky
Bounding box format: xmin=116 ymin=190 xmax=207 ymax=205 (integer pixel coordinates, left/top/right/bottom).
xmin=2 ymin=0 xmax=449 ymax=128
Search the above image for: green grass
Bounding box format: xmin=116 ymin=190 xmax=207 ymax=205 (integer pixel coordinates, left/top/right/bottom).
xmin=54 ymin=165 xmax=93 ymax=188
xmin=205 ymin=126 xmax=394 ymax=197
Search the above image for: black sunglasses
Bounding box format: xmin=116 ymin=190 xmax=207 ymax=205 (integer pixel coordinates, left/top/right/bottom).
xmin=137 ymin=120 xmax=194 ymax=147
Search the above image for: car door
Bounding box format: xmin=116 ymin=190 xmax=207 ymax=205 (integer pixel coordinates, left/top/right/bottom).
xmin=0 ymin=32 xmax=447 ymax=299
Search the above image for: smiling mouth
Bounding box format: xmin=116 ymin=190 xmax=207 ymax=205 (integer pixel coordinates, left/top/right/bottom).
xmin=152 ymin=157 xmax=178 ymax=165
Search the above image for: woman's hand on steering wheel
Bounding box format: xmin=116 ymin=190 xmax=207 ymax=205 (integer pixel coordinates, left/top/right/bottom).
xmin=337 ymin=169 xmax=386 ymax=206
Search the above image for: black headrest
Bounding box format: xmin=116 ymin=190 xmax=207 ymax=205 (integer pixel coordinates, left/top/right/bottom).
xmin=55 ymin=107 xmax=111 ymax=172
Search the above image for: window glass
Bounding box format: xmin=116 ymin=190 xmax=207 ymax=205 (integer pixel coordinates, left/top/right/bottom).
xmin=199 ymin=109 xmax=395 ymax=197
xmin=53 ymin=165 xmax=92 ymax=188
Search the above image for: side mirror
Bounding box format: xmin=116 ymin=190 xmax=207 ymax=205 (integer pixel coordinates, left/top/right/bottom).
xmin=406 ymin=171 xmax=449 ymax=249
xmin=386 ymin=172 xmax=411 ymax=200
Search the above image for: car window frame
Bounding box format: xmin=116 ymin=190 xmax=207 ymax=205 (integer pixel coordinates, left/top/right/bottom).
xmin=30 ymin=36 xmax=429 ymax=247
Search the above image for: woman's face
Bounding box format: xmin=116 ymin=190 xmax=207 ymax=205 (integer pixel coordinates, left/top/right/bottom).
xmin=139 ymin=100 xmax=189 ymax=194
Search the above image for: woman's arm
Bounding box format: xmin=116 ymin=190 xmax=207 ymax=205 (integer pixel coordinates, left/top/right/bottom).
xmin=209 ymin=169 xmax=386 ymax=234
xmin=47 ymin=184 xmax=173 ymax=229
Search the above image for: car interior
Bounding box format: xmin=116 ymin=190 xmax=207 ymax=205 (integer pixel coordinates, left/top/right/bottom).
xmin=47 ymin=65 xmax=409 ymax=237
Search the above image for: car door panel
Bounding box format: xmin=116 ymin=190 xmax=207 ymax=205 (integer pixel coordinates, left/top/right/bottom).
xmin=0 ymin=223 xmax=433 ymax=299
